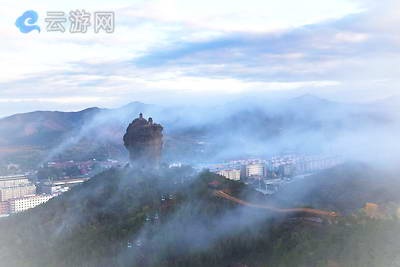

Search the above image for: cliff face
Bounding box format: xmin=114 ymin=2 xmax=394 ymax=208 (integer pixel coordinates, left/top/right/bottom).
xmin=123 ymin=114 xmax=163 ymax=169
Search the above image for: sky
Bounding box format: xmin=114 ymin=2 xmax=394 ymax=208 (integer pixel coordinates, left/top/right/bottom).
xmin=0 ymin=0 xmax=399 ymax=117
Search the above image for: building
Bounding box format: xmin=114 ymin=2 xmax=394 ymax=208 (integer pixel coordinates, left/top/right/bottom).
xmin=9 ymin=195 xmax=55 ymax=214
xmin=0 ymin=201 xmax=10 ymax=215
xmin=217 ymin=169 xmax=241 ymax=181
xmin=280 ymin=164 xmax=293 ymax=177
xmin=364 ymin=202 xmax=380 ymax=218
xmin=246 ymin=163 xmax=266 ymax=178
xmin=0 ymin=184 xmax=36 ymax=201
xmin=40 ymin=184 xmax=69 ymax=195
xmin=0 ymin=175 xmax=30 ymax=188
xmin=39 ymin=178 xmax=88 ymax=194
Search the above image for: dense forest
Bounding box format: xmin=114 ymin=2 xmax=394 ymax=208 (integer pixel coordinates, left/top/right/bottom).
xmin=0 ymin=164 xmax=400 ymax=267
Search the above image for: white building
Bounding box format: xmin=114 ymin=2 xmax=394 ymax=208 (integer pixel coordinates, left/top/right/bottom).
xmin=217 ymin=169 xmax=241 ymax=181
xmin=0 ymin=184 xmax=36 ymax=202
xmin=0 ymin=175 xmax=30 ymax=188
xmin=9 ymin=194 xmax=55 ymax=214
xmin=41 ymin=184 xmax=69 ymax=194
xmin=246 ymin=163 xmax=266 ymax=178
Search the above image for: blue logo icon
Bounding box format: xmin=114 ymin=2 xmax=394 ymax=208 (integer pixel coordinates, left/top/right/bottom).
xmin=15 ymin=10 xmax=41 ymax=33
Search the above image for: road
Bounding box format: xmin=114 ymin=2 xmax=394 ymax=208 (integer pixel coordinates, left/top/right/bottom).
xmin=215 ymin=190 xmax=338 ymax=217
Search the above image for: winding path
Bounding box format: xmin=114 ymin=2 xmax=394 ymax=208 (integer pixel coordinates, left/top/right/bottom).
xmin=215 ymin=190 xmax=338 ymax=217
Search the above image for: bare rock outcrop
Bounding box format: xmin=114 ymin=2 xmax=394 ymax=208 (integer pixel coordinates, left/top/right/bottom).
xmin=123 ymin=113 xmax=163 ymax=169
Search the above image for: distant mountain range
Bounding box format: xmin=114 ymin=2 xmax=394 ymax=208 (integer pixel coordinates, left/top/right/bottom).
xmin=0 ymin=95 xmax=395 ymax=167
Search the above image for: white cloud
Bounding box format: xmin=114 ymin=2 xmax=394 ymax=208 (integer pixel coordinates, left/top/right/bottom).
xmin=0 ymin=97 xmax=112 ymax=104
xmin=0 ymin=0 xmax=399 ymax=116
xmin=124 ymin=0 xmax=362 ymax=32
xmin=335 ymin=32 xmax=369 ymax=43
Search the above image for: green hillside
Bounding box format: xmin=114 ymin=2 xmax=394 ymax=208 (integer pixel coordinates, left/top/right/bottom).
xmin=1 ymin=164 xmax=400 ymax=267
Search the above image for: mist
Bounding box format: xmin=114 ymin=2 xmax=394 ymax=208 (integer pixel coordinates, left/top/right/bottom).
xmin=0 ymin=93 xmax=394 ymax=265
xmin=33 ymin=92 xmax=400 ymax=172
xmin=2 ymin=0 xmax=400 ymax=265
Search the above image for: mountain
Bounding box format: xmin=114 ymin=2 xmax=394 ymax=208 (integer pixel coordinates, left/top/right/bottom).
xmin=0 ymin=102 xmax=152 ymax=166
xmin=0 ymin=96 xmax=336 ymax=148
xmin=1 ymin=164 xmax=400 ymax=267
xmin=0 ymin=107 xmax=101 ymax=147
xmin=0 ymin=96 xmax=394 ymax=169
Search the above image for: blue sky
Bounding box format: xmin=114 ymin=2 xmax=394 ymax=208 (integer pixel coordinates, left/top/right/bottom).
xmin=0 ymin=0 xmax=399 ymax=116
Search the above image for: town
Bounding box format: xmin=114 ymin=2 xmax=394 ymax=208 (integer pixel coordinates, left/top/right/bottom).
xmin=0 ymin=153 xmax=342 ymax=217
xmin=208 ymin=154 xmax=343 ymax=195
xmin=0 ymin=159 xmax=123 ymax=217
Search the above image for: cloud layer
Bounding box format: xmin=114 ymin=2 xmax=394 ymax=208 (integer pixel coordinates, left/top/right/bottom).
xmin=0 ymin=0 xmax=398 ymax=116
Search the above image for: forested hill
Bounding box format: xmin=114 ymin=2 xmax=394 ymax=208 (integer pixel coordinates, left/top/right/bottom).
xmin=1 ymin=164 xmax=400 ymax=267
xmin=0 ymin=166 xmax=254 ymax=267
xmin=272 ymin=162 xmax=400 ymax=215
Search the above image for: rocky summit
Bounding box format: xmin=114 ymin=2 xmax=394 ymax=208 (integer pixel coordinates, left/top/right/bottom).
xmin=123 ymin=113 xmax=163 ymax=169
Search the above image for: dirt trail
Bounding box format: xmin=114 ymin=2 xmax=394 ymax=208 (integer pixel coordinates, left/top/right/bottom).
xmin=215 ymin=190 xmax=338 ymax=217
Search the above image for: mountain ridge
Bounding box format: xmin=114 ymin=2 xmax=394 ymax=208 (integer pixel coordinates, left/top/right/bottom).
xmin=0 ymin=95 xmax=394 ymax=168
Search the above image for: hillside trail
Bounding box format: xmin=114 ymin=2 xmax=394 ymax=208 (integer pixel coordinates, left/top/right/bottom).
xmin=215 ymin=190 xmax=338 ymax=217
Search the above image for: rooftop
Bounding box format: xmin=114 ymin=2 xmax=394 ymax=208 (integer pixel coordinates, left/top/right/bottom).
xmin=0 ymin=175 xmax=28 ymax=181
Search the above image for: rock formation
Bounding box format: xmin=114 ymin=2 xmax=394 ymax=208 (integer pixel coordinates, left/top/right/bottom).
xmin=123 ymin=113 xmax=163 ymax=169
